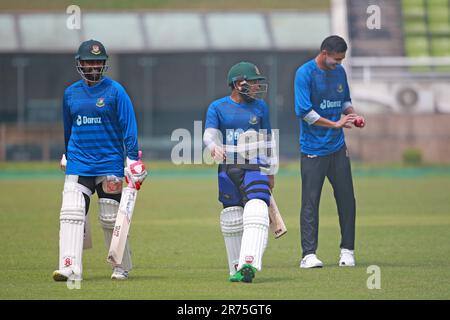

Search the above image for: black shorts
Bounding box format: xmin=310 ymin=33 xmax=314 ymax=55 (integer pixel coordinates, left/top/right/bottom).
xmin=66 ymin=175 xmax=122 ymax=214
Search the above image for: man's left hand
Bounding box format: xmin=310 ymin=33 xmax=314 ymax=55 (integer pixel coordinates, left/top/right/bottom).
xmin=125 ymin=158 xmax=148 ymax=190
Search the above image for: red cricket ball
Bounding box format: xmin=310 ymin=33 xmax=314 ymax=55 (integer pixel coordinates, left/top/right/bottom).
xmin=354 ymin=118 xmax=365 ymax=128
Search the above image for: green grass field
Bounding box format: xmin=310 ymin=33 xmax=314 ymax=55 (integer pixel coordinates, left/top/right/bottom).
xmin=0 ymin=163 xmax=449 ymax=300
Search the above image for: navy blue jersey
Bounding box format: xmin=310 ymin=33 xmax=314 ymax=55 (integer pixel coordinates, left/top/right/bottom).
xmin=294 ymin=59 xmax=352 ymax=156
xmin=205 ymin=96 xmax=271 ymax=144
xmin=205 ymin=96 xmax=272 ymax=166
xmin=63 ymin=77 xmax=139 ymax=177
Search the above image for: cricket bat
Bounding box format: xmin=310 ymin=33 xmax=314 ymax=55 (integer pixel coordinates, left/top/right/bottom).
xmin=269 ymin=195 xmax=287 ymax=239
xmin=107 ymin=186 xmax=138 ymax=265
xmin=108 ymin=150 xmax=144 ymax=264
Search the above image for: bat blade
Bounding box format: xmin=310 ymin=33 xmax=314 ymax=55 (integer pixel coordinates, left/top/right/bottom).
xmin=107 ymin=187 xmax=137 ymax=265
xmin=269 ymin=195 xmax=287 ymax=239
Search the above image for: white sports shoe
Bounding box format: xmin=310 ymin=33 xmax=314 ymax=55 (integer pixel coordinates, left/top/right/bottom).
xmin=300 ymin=254 xmax=323 ymax=268
xmin=111 ymin=267 xmax=129 ymax=280
xmin=53 ymin=267 xmax=82 ymax=281
xmin=339 ymin=249 xmax=355 ymax=267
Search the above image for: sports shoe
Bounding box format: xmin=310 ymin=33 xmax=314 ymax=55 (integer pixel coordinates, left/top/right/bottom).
xmin=111 ymin=267 xmax=129 ymax=280
xmin=229 ymin=263 xmax=256 ymax=283
xmin=339 ymin=249 xmax=355 ymax=267
xmin=53 ymin=267 xmax=81 ymax=281
xmin=300 ymin=254 xmax=323 ymax=268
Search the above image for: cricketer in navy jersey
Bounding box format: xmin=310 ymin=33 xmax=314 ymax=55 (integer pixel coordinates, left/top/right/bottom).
xmin=63 ymin=76 xmax=139 ymax=177
xmin=205 ymin=95 xmax=272 ymax=166
xmin=53 ymin=40 xmax=147 ymax=283
xmin=294 ymin=59 xmax=352 ymax=156
xmin=203 ymin=62 xmax=276 ymax=283
xmin=294 ymin=36 xmax=365 ymax=269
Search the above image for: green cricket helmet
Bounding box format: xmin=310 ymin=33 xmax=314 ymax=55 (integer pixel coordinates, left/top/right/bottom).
xmin=227 ymin=62 xmax=268 ymax=101
xmin=227 ymin=61 xmax=266 ymax=85
xmin=75 ymin=39 xmax=109 ymax=84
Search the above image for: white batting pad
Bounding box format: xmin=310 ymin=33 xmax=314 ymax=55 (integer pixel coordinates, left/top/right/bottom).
xmin=99 ymin=198 xmax=119 ymax=230
xmin=238 ymin=199 xmax=269 ymax=271
xmin=99 ymin=198 xmax=132 ymax=271
xmin=220 ymin=206 xmax=244 ymax=275
xmin=58 ymin=182 xmax=86 ymax=276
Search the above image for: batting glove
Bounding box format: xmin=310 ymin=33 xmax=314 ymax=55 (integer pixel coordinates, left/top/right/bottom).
xmin=125 ymin=157 xmax=148 ymax=190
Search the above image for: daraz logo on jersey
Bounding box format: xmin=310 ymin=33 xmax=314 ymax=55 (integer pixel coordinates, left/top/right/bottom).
xmin=320 ymin=100 xmax=342 ymax=110
xmin=76 ymin=115 xmax=102 ymax=126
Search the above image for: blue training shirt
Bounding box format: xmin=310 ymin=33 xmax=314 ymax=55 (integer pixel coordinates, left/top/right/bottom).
xmin=205 ymin=96 xmax=271 ymax=142
xmin=63 ymin=77 xmax=139 ymax=177
xmin=294 ymin=59 xmax=352 ymax=156
xmin=205 ymin=96 xmax=271 ymax=164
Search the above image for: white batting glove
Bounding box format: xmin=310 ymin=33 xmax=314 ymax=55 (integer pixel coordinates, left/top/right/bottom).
xmin=125 ymin=157 xmax=148 ymax=190
xmin=60 ymin=154 xmax=67 ymax=172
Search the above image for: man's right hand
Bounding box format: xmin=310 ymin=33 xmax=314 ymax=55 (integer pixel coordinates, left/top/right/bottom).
xmin=335 ymin=114 xmax=358 ymax=129
xmin=211 ymin=145 xmax=226 ymax=162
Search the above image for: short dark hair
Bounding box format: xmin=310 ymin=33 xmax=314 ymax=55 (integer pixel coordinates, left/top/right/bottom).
xmin=320 ymin=35 xmax=348 ymax=53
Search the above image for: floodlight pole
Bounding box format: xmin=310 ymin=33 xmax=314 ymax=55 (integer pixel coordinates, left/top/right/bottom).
xmin=205 ymin=54 xmax=217 ymax=102
xmin=12 ymin=56 xmax=29 ymax=128
xmin=138 ymin=56 xmax=156 ymax=138
xmin=266 ymin=55 xmax=278 ymax=130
